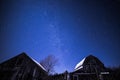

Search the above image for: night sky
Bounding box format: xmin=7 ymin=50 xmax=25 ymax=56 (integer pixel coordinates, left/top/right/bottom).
xmin=0 ymin=0 xmax=120 ymax=73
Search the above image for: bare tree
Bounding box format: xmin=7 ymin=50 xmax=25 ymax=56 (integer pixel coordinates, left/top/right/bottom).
xmin=40 ymin=54 xmax=58 ymax=74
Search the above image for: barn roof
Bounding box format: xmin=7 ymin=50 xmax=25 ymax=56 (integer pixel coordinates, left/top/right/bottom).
xmin=75 ymin=55 xmax=104 ymax=71
xmin=0 ymin=52 xmax=46 ymax=71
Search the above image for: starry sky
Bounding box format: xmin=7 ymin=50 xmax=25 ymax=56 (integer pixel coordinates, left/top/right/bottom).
xmin=0 ymin=0 xmax=120 ymax=73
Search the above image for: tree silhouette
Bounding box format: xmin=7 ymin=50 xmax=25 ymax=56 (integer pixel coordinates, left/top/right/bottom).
xmin=40 ymin=54 xmax=58 ymax=75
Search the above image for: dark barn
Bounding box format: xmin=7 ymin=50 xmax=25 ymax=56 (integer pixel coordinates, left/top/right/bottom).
xmin=0 ymin=53 xmax=47 ymax=80
xmin=69 ymin=55 xmax=110 ymax=80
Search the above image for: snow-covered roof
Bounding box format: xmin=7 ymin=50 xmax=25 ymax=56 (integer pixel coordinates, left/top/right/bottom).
xmin=31 ymin=57 xmax=46 ymax=71
xmin=74 ymin=55 xmax=105 ymax=71
xmin=75 ymin=58 xmax=86 ymax=71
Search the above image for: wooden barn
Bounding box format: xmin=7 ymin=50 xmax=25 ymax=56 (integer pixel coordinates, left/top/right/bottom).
xmin=69 ymin=55 xmax=110 ymax=80
xmin=0 ymin=52 xmax=47 ymax=80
